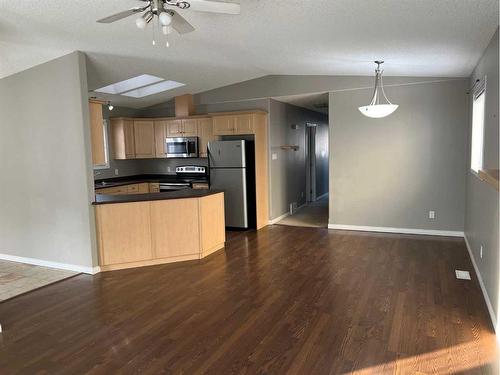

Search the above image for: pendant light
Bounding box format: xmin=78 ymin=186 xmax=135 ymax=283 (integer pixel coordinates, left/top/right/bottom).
xmin=358 ymin=61 xmax=398 ymax=118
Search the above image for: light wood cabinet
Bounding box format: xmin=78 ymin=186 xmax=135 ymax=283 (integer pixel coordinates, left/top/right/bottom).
xmin=182 ymin=119 xmax=198 ymax=136
xmin=213 ymin=116 xmax=235 ymax=135
xmin=212 ymin=114 xmax=255 ymax=135
xmin=197 ymin=117 xmax=214 ymax=157
xmin=95 ymin=193 xmax=226 ymax=271
xmin=149 ymin=183 xmax=160 ymax=193
xmin=96 ymin=202 xmax=154 ymax=265
xmin=89 ymin=100 xmax=107 ymax=168
xmin=166 ymin=119 xmax=198 ymax=137
xmin=133 ymin=120 xmax=155 ymax=158
xmin=234 ymin=114 xmax=254 ymax=134
xmin=110 ymin=118 xmax=135 ymax=159
xmin=166 ymin=120 xmax=183 ymax=137
xmin=151 ymin=199 xmax=200 ymax=258
xmin=154 ymin=121 xmax=167 ymax=158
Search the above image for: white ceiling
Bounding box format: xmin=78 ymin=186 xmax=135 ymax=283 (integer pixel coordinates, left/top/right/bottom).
xmin=1 ymin=0 xmax=498 ymax=108
xmin=275 ymin=93 xmax=329 ymax=114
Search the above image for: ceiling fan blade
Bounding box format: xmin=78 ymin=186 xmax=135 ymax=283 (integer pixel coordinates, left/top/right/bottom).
xmin=170 ymin=10 xmax=196 ymax=34
xmin=97 ymin=7 xmax=146 ymax=23
xmin=185 ymin=0 xmax=240 ymax=15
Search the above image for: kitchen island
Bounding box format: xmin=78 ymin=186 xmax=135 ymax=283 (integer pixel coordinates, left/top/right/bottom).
xmin=93 ymin=190 xmax=225 ymax=272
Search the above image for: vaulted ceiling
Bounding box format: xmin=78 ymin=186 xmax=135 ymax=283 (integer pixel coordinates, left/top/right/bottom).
xmin=1 ymin=0 xmax=498 ymax=108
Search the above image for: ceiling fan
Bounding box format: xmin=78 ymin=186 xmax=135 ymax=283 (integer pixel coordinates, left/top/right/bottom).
xmin=97 ymin=0 xmax=240 ymax=38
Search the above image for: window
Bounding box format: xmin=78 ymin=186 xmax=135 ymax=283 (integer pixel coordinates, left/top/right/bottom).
xmin=470 ymin=78 xmax=486 ymax=173
xmin=93 ymin=120 xmax=110 ymax=170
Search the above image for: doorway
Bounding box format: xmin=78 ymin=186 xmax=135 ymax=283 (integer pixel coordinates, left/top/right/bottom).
xmin=271 ymin=92 xmax=329 ymax=228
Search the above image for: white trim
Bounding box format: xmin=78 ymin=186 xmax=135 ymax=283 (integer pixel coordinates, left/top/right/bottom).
xmin=464 ymin=235 xmax=497 ymax=332
xmin=269 ymin=212 xmax=291 ymax=225
xmin=0 ymin=253 xmax=100 ymax=275
xmin=327 ymin=224 xmax=464 ymax=237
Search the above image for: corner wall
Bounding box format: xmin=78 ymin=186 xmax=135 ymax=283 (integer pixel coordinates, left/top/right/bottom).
xmin=464 ymin=28 xmax=499 ymax=329
xmin=0 ymin=52 xmax=97 ymax=272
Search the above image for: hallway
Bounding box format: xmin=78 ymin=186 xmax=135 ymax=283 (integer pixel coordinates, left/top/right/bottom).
xmin=277 ymin=195 xmax=329 ymax=228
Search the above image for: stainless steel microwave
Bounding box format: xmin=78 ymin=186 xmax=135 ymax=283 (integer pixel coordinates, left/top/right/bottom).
xmin=165 ymin=137 xmax=198 ymax=158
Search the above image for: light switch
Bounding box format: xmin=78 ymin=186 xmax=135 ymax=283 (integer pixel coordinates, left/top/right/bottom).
xmin=272 ymin=153 xmax=278 ymax=160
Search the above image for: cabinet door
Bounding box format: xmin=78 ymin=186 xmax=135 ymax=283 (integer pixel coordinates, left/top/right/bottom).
xmin=124 ymin=120 xmax=136 ymax=158
xmin=96 ymin=185 xmax=129 ymax=195
xmin=149 ymin=182 xmax=160 ymax=193
xmin=182 ymin=119 xmax=198 ymax=136
xmin=151 ymin=199 xmax=200 ymax=259
xmin=134 ymin=120 xmax=155 ymax=158
xmin=197 ymin=118 xmax=213 ymax=157
xmin=89 ymin=101 xmax=107 ymax=167
xmin=234 ymin=114 xmax=254 ymax=134
xmin=96 ymin=202 xmax=153 ymax=265
xmin=213 ymin=116 xmax=235 ymax=135
xmin=166 ymin=120 xmax=183 ymax=137
xmin=154 ymin=121 xmax=166 ymax=158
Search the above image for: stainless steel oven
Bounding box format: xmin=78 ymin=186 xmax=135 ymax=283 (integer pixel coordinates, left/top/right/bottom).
xmin=165 ymin=137 xmax=198 ymax=158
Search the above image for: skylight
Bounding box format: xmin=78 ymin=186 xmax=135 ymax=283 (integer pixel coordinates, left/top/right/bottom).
xmin=94 ymin=74 xmax=165 ymax=95
xmin=121 ymin=80 xmax=186 ymax=98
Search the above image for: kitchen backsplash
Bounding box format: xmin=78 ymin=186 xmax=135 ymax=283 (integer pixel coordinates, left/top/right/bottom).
xmin=94 ymin=158 xmax=208 ymax=180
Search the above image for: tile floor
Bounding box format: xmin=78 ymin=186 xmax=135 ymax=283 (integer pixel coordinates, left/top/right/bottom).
xmin=0 ymin=261 xmax=77 ymax=301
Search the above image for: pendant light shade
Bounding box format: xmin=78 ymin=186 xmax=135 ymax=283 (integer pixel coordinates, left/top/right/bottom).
xmin=358 ymin=61 xmax=398 ymax=118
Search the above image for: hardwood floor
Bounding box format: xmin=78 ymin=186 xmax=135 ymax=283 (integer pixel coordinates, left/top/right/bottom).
xmin=0 ymin=226 xmax=496 ymax=374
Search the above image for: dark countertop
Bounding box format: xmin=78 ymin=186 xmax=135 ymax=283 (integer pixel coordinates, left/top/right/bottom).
xmin=94 ymin=174 xmax=208 ymax=189
xmin=93 ymin=189 xmax=222 ymax=205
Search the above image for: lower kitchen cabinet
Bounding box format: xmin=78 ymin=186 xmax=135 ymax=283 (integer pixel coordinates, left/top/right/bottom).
xmin=96 ymin=202 xmax=154 ymax=265
xmin=151 ymin=199 xmax=200 ymax=258
xmin=95 ymin=193 xmax=225 ymax=271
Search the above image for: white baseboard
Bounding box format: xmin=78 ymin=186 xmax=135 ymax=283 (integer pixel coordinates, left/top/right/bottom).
xmin=269 ymin=212 xmax=291 ymax=225
xmin=0 ymin=253 xmax=100 ymax=275
xmin=327 ymin=224 xmax=464 ymax=237
xmin=464 ymin=235 xmax=497 ymax=332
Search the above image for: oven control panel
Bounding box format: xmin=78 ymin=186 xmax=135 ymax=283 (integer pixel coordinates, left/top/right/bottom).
xmin=176 ymin=166 xmax=206 ymax=174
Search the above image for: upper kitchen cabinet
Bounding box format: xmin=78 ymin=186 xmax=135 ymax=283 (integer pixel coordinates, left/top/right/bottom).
xmin=154 ymin=120 xmax=167 ymax=158
xmin=182 ymin=119 xmax=198 ymax=137
xmin=212 ymin=113 xmax=255 ymax=136
xmin=197 ymin=118 xmax=214 ymax=158
xmin=88 ymin=100 xmax=107 ymax=168
xmin=166 ymin=120 xmax=183 ymax=137
xmin=166 ymin=119 xmax=197 ymax=137
xmin=110 ymin=118 xmax=135 ymax=159
xmin=133 ymin=120 xmax=155 ymax=158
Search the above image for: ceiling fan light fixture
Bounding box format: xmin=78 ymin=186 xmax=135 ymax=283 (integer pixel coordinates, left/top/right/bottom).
xmin=136 ymin=11 xmax=153 ymax=29
xmin=159 ymin=12 xmax=173 ymax=26
xmin=358 ymin=61 xmax=398 ymax=119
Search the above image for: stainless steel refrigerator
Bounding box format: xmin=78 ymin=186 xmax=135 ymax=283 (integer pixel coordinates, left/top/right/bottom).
xmin=208 ymin=140 xmax=256 ymax=229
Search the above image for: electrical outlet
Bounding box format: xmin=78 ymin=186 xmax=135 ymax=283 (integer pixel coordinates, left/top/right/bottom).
xmin=301 ymin=191 xmax=304 ymax=198
xmin=114 ymin=169 xmax=119 ymax=176
xmin=272 ymin=153 xmax=278 ymax=160
xmin=167 ymin=166 xmax=172 ymax=172
xmin=428 ymin=210 xmax=436 ymax=219
xmin=480 ymin=245 xmax=483 ymax=259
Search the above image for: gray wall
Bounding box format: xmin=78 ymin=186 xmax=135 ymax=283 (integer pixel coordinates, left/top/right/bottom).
xmin=329 ymin=79 xmax=468 ymax=231
xmin=269 ymin=99 xmax=328 ymax=220
xmin=0 ymin=52 xmax=97 ymax=269
xmin=465 ymin=28 xmax=499 ymax=326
